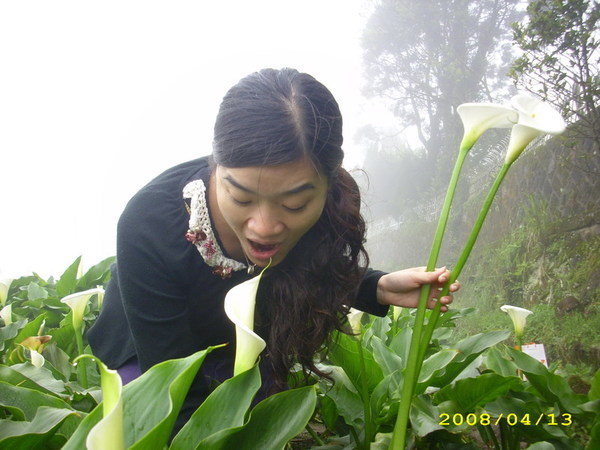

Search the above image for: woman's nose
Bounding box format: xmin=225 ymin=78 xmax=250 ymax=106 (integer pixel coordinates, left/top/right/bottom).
xmin=247 ymin=207 xmax=285 ymax=237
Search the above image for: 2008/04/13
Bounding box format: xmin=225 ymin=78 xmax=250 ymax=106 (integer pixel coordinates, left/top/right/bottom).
xmin=439 ymin=413 xmax=573 ymax=427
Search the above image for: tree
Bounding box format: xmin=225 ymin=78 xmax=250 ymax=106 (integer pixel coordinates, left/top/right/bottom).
xmin=362 ymin=0 xmax=522 ymax=178
xmin=510 ymin=0 xmax=600 ymax=146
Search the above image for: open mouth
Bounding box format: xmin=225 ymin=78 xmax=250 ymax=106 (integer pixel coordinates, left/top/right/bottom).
xmin=247 ymin=239 xmax=281 ymax=259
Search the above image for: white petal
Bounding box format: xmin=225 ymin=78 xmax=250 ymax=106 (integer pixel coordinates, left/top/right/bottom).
xmin=0 ymin=304 xmax=12 ymax=326
xmin=511 ymin=94 xmax=566 ymax=135
xmin=0 ymin=275 xmax=14 ymax=307
xmin=500 ymin=304 xmax=533 ymax=336
xmin=85 ymin=356 xmax=125 ymax=450
xmin=224 ymin=270 xmax=268 ymax=376
xmin=30 ymin=349 xmax=45 ymax=368
xmin=457 ymin=103 xmax=518 ymax=149
xmin=61 ymin=287 xmax=105 ymax=329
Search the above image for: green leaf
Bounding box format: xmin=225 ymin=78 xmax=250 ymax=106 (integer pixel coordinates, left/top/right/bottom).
xmin=75 ymin=256 xmax=115 ymax=291
xmin=56 ymin=256 xmax=82 ymax=298
xmin=418 ymin=349 xmax=459 ymax=385
xmin=371 ymin=335 xmax=403 ymax=376
xmin=9 ymin=362 xmax=66 ymax=395
xmin=0 ymin=364 xmax=60 ymax=397
xmin=328 ymin=332 xmax=384 ymax=394
xmin=485 ymin=345 xmax=518 ymax=377
xmin=322 ymin=377 xmax=363 ymax=428
xmin=0 ymin=406 xmax=80 ymax=450
xmin=409 ymin=395 xmax=444 ymax=437
xmin=197 ymin=385 xmax=317 ymax=450
xmin=0 ymin=381 xmax=73 ymax=421
xmin=506 ymin=346 xmax=587 ymax=413
xmin=389 ymin=327 xmax=412 ymax=364
xmin=0 ymin=320 xmax=27 ymax=353
xmin=170 ymin=364 xmax=261 ymax=449
xmin=26 ymin=282 xmax=48 ymax=301
xmin=426 ymin=330 xmax=510 ymax=388
xmin=434 ymin=373 xmax=522 ymax=413
xmin=63 ymin=348 xmax=215 ymax=450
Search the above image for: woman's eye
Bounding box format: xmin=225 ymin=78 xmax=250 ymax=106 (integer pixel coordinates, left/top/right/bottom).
xmin=232 ymin=197 xmax=252 ymax=206
xmin=283 ymin=204 xmax=307 ymax=212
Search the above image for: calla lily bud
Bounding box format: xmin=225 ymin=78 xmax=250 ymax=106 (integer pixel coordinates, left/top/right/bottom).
xmin=500 ymin=305 xmax=533 ymax=339
xmin=224 ymin=265 xmax=270 ymax=376
xmin=0 ymin=275 xmax=13 ymax=307
xmin=505 ymin=94 xmax=566 ymax=164
xmin=1 ymin=304 xmax=12 ymax=326
xmin=61 ymin=287 xmax=105 ymax=332
xmin=76 ymin=355 xmax=125 ymax=450
xmin=30 ymin=349 xmax=45 ymax=368
xmin=347 ymin=308 xmax=365 ymax=335
xmin=20 ymin=335 xmax=52 ymax=352
xmin=457 ymin=103 xmax=518 ymax=151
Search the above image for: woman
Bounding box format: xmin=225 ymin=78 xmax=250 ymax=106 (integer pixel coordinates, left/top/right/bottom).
xmin=88 ymin=68 xmax=458 ymax=429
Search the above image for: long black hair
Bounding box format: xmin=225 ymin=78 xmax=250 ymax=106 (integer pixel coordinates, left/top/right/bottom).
xmin=212 ymin=68 xmax=369 ymax=388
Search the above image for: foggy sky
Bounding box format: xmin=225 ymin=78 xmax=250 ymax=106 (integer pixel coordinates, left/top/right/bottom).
xmin=0 ymin=0 xmax=397 ymax=278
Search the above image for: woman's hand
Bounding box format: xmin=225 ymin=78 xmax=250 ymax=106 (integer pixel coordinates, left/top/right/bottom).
xmin=376 ymin=267 xmax=460 ymax=312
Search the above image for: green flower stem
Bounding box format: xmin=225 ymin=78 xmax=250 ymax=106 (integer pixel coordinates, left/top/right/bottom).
xmin=417 ymin=163 xmax=512 ymax=365
xmin=305 ymin=424 xmax=325 ymax=446
xmin=74 ymin=326 xmax=88 ymax=388
xmin=356 ymin=337 xmax=374 ymax=449
xmin=390 ymin=146 xmax=471 ymax=450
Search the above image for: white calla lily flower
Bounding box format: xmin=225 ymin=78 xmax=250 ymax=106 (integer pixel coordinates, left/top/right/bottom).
xmin=0 ymin=275 xmax=13 ymax=307
xmin=500 ymin=304 xmax=533 ymax=339
xmin=1 ymin=304 xmax=12 ymax=326
xmin=77 ymin=355 xmax=125 ymax=450
xmin=224 ymin=265 xmax=270 ymax=376
xmin=457 ymin=103 xmax=518 ymax=150
xmin=505 ymin=94 xmax=566 ymax=164
xmin=61 ymin=287 xmax=105 ymax=332
xmin=347 ymin=308 xmax=365 ymax=335
xmin=30 ymin=349 xmax=45 ymax=368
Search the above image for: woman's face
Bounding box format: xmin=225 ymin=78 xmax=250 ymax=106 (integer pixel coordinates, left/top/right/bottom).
xmin=214 ymin=158 xmax=329 ymax=268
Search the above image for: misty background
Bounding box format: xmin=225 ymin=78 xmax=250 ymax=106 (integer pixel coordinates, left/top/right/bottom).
xmin=1 ymin=0 xmax=598 ymax=287
xmin=0 ymin=1 xmax=384 ymax=277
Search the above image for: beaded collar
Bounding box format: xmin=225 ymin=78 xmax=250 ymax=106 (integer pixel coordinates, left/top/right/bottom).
xmin=182 ymin=179 xmax=247 ymax=279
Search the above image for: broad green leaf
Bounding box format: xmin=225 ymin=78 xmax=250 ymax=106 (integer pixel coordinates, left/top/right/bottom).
xmin=0 ymin=319 xmax=27 ymax=352
xmin=526 ymin=443 xmax=555 ymax=450
xmin=26 ymin=282 xmax=48 ymax=301
xmin=0 ymin=406 xmax=80 ymax=450
xmin=56 ymin=256 xmax=82 ymax=298
xmin=371 ymin=335 xmax=403 ymax=376
xmin=389 ymin=327 xmax=412 ymax=363
xmin=370 ymin=369 xmax=402 ymax=417
xmin=485 ymin=345 xmax=518 ymax=376
xmin=409 ymin=395 xmax=444 ymax=437
xmin=426 ymin=330 xmax=510 ymax=388
xmin=63 ymin=348 xmax=214 ymax=450
xmin=170 ymin=364 xmax=261 ymax=449
xmin=9 ymin=362 xmax=66 ymax=394
xmin=434 ymin=373 xmax=522 ymax=413
xmin=0 ymin=381 xmax=73 ymax=421
xmin=0 ymin=365 xmax=59 ymax=397
xmin=506 ymin=347 xmax=586 ymax=413
xmin=75 ymin=256 xmax=115 ymax=291
xmin=418 ymin=349 xmax=459 ymax=385
xmin=197 ymin=385 xmax=317 ymax=450
xmin=322 ymin=377 xmax=363 ymax=428
xmin=328 ymin=332 xmax=384 ymax=394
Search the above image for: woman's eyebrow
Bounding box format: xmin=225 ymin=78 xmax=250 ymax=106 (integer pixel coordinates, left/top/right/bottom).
xmin=224 ymin=175 xmax=316 ymax=196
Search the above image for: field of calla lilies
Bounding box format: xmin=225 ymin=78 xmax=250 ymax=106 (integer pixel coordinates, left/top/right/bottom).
xmin=1 ymin=95 xmax=598 ymax=449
